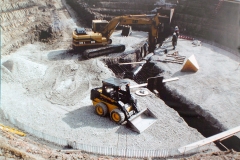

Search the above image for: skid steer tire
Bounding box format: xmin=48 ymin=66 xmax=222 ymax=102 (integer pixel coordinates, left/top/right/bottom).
xmin=95 ymin=103 xmax=108 ymax=117
xmin=110 ymin=109 xmax=125 ymax=124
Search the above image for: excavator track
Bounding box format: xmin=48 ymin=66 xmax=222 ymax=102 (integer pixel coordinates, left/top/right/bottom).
xmin=83 ymin=44 xmax=125 ymax=59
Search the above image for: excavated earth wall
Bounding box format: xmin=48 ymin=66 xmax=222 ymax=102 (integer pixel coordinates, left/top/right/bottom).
xmin=67 ymin=0 xmax=157 ymax=30
xmin=0 ymin=0 xmax=64 ymax=55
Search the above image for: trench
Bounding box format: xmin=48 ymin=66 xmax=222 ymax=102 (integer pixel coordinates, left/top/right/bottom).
xmin=156 ymin=82 xmax=240 ymax=152
xmin=104 ymin=54 xmax=240 ymax=152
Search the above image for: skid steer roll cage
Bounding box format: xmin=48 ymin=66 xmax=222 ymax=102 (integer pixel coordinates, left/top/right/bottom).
xmin=102 ymin=81 xmax=130 ymax=103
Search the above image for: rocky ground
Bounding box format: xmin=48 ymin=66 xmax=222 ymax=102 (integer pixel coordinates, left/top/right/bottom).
xmin=0 ymin=129 xmax=239 ymax=159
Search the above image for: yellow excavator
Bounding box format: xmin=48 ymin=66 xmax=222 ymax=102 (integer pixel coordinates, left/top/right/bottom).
xmin=72 ymin=8 xmax=174 ymax=58
xmin=90 ymin=77 xmax=157 ymax=133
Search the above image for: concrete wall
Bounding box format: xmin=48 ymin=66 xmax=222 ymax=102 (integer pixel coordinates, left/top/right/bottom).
xmin=238 ymin=4 xmax=240 ymax=53
xmin=172 ymin=0 xmax=240 ymax=54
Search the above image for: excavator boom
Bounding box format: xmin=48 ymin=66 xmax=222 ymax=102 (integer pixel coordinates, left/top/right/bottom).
xmin=101 ymin=15 xmax=154 ymax=39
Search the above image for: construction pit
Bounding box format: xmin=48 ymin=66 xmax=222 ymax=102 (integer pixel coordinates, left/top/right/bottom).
xmin=1 ymin=0 xmax=240 ymax=159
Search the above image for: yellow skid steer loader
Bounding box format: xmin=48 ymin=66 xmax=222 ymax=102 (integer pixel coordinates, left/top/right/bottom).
xmin=90 ymin=77 xmax=157 ymax=133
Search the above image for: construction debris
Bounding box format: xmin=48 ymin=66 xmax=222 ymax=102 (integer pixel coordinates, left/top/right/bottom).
xmin=181 ymin=54 xmax=199 ymax=72
xmin=154 ymin=51 xmax=186 ymax=64
xmin=157 ymin=59 xmax=184 ymax=64
xmin=192 ymin=40 xmax=202 ymax=46
xmin=179 ymin=35 xmax=194 ymax=40
xmin=157 ymin=51 xmax=186 ymax=64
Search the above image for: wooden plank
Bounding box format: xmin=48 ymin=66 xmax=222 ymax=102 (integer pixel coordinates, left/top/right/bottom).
xmin=130 ymin=83 xmax=147 ymax=88
xmin=165 ymin=58 xmax=184 ymax=61
xmin=157 ymin=60 xmax=183 ymax=64
xmin=178 ymin=125 xmax=240 ymax=153
xmin=166 ymin=54 xmax=186 ymax=58
xmin=118 ymin=61 xmax=146 ymax=65
xmin=173 ymin=57 xmax=186 ymax=60
xmin=162 ymin=77 xmax=179 ymax=83
xmin=166 ymin=57 xmax=185 ymax=60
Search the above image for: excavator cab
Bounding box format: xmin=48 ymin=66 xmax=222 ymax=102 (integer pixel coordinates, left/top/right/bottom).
xmin=74 ymin=28 xmax=87 ymax=35
xmin=90 ymin=77 xmax=157 ymax=133
xmin=92 ymin=20 xmax=109 ymax=33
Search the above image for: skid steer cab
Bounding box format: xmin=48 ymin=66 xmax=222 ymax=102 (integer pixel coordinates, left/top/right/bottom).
xmin=90 ymin=77 xmax=157 ymax=133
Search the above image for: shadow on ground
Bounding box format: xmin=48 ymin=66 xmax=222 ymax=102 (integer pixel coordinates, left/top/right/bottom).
xmin=62 ymin=105 xmax=140 ymax=135
xmin=115 ymin=122 xmax=139 ymax=136
xmin=62 ymin=105 xmax=117 ymax=129
xmin=47 ymin=49 xmax=82 ymax=61
xmin=172 ymin=70 xmax=196 ymax=77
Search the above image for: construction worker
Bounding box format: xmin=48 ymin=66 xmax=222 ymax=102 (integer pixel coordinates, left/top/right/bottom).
xmin=143 ymin=41 xmax=148 ymax=57
xmin=174 ymin=26 xmax=179 ymax=37
xmin=172 ymin=32 xmax=177 ymax=50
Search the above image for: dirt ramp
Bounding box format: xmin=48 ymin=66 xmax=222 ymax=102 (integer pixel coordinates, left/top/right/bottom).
xmin=18 ymin=58 xmax=115 ymax=106
xmin=2 ymin=57 xmax=47 ymax=83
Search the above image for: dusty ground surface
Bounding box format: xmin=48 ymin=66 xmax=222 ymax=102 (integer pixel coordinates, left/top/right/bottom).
xmin=180 ymin=150 xmax=240 ymax=160
xmin=0 ymin=128 xmax=130 ymax=160
xmin=1 ymin=0 xmax=240 ymax=159
xmin=1 ymin=0 xmax=215 ymax=153
xmin=1 ymin=30 xmax=212 ymax=151
xmin=0 ymin=129 xmax=239 ymax=160
xmin=152 ymin=39 xmax=240 ymax=136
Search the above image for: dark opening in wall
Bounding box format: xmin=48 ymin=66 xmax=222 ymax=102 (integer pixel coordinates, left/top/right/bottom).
xmin=39 ymin=30 xmax=52 ymax=41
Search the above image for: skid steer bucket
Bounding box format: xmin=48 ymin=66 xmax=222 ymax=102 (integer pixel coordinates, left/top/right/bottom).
xmin=127 ymin=108 xmax=157 ymax=133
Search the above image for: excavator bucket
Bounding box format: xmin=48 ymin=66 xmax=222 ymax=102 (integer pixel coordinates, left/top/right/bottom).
xmin=121 ymin=25 xmax=132 ymax=36
xmin=127 ymin=108 xmax=157 ymax=133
